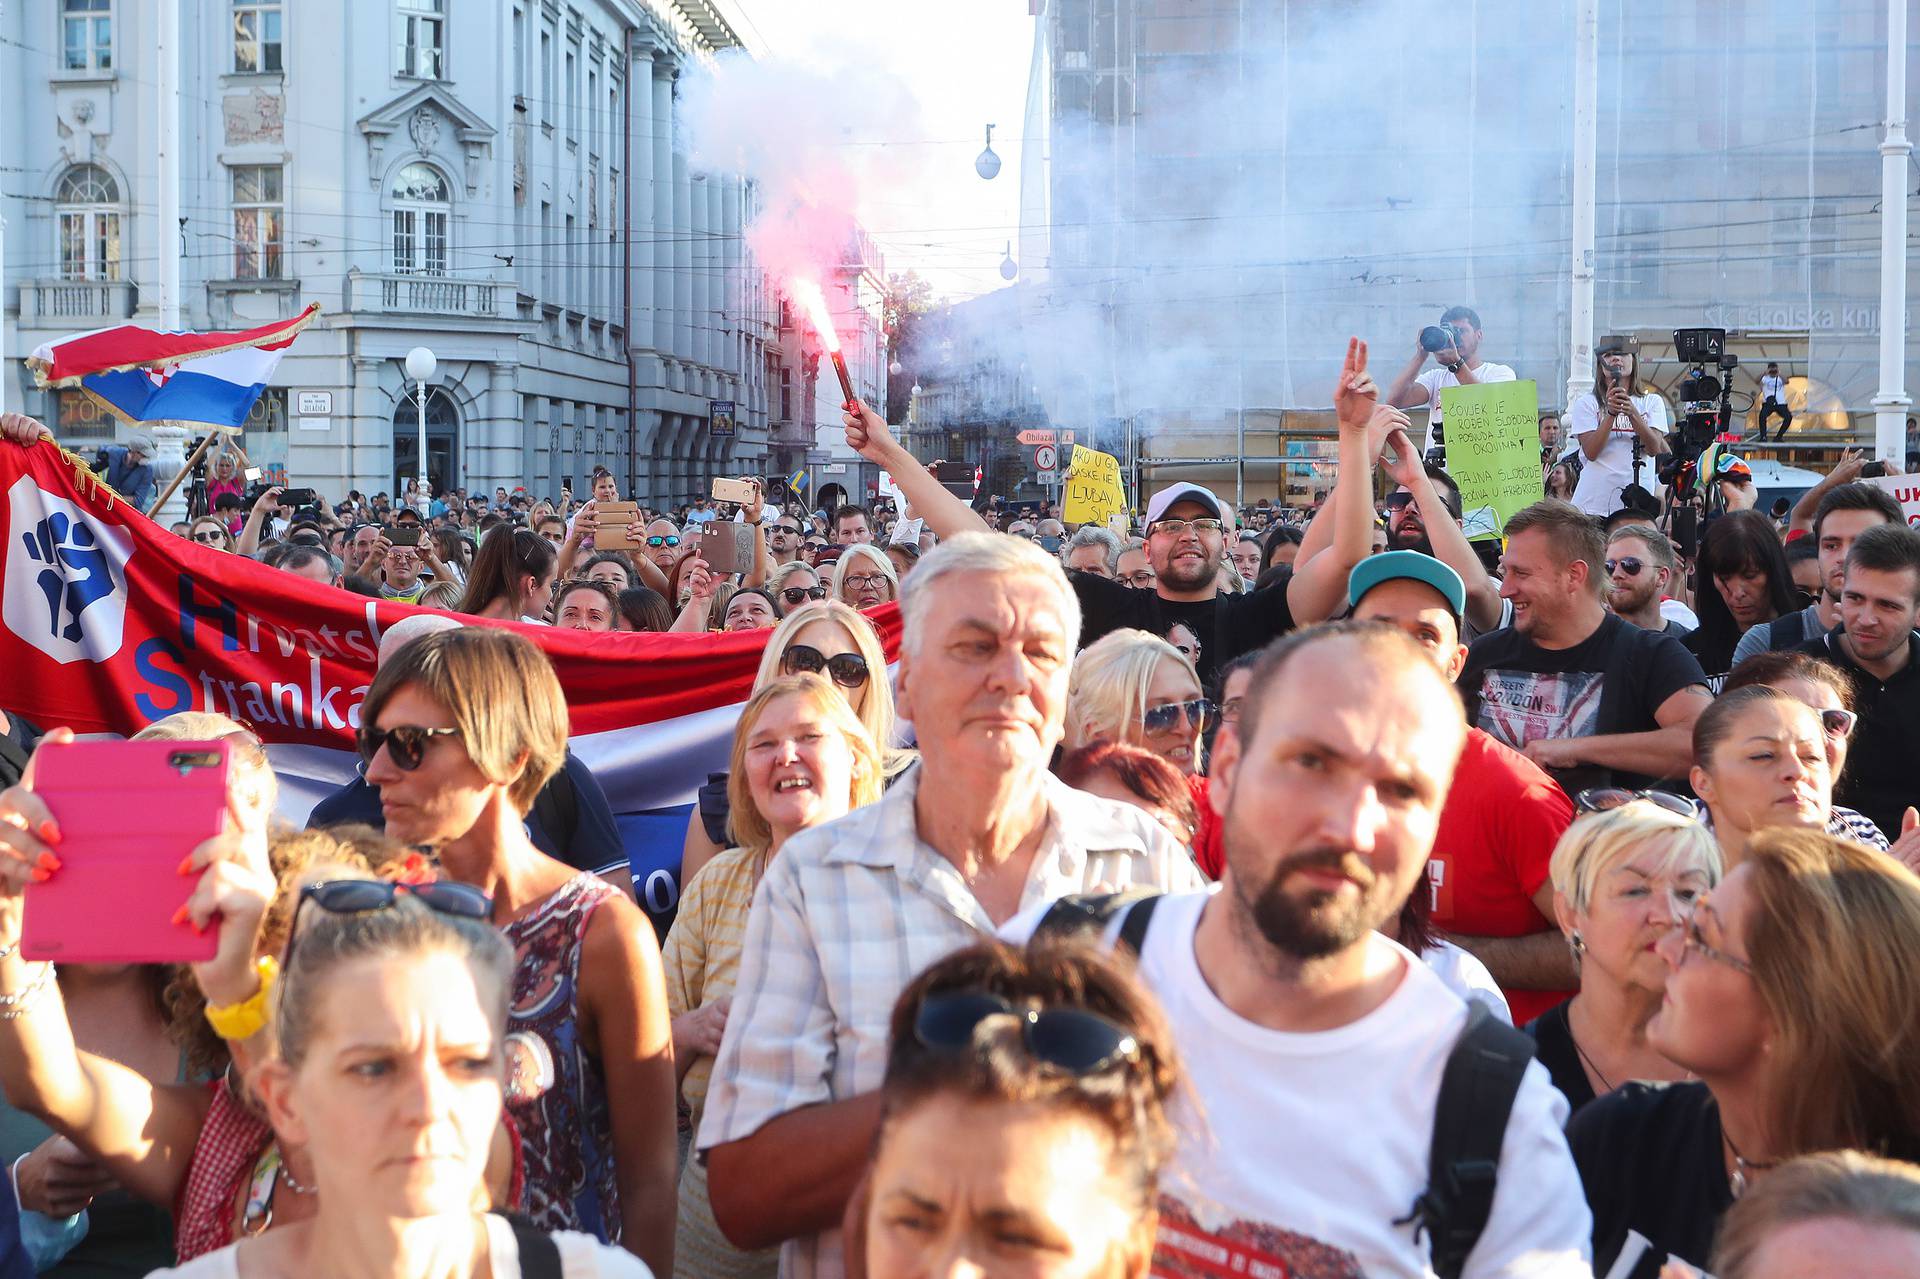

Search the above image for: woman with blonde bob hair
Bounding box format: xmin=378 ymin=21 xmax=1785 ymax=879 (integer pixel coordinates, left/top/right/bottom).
xmin=1568 ymin=829 xmax=1920 ymax=1277
xmin=1063 ymin=628 xmax=1213 ymax=776
xmin=1710 ymin=1149 xmax=1920 ymax=1279
xmin=1523 ymin=801 xmax=1720 ymax=1116
xmin=680 ymin=602 xmax=909 ymax=895
xmin=359 ymin=628 xmax=677 ymax=1270
xmin=664 ymin=675 xmax=883 ymax=1276
xmin=830 ymin=542 xmax=898 ymax=611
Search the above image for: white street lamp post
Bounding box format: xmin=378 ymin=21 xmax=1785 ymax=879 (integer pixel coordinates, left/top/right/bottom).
xmin=404 ymin=347 xmax=436 ymax=514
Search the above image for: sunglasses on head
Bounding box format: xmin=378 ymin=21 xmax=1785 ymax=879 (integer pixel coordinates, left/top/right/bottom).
xmin=780 ymin=585 xmax=830 ymax=605
xmin=646 ymin=534 xmax=681 ymax=548
xmin=914 ymin=991 xmax=1140 ymax=1075
xmin=781 ymin=644 xmax=870 ymax=688
xmin=1573 ymin=787 xmax=1697 ymax=819
xmin=280 ymin=879 xmax=494 ymax=1021
xmin=356 ymin=724 xmax=461 ymax=771
xmin=1141 ymin=697 xmax=1215 ymax=734
xmin=1605 ymin=556 xmax=1646 ymax=577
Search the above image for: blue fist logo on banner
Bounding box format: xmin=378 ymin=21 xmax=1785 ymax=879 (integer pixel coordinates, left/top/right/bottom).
xmin=3 ymin=476 xmax=134 ymax=665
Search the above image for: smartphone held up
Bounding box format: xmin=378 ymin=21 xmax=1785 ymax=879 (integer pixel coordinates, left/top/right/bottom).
xmin=22 ymin=740 xmax=232 ymax=964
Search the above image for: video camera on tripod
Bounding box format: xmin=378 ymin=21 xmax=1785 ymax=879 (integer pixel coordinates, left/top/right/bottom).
xmin=1662 ymin=327 xmax=1739 ymax=498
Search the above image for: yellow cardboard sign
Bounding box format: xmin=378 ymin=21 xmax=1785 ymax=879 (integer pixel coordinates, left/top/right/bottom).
xmin=1062 ymin=445 xmax=1127 ymax=526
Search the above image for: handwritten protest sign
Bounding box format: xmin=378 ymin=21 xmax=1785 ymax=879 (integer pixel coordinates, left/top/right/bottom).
xmin=1063 ymin=445 xmax=1127 ymax=526
xmin=1439 ymin=379 xmax=1543 ymax=540
xmin=1866 ymin=474 xmax=1920 ymax=528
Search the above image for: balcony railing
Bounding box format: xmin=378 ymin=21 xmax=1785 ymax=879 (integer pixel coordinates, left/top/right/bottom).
xmin=345 ymin=270 xmax=516 ymax=322
xmin=19 ymin=279 xmax=137 ymax=325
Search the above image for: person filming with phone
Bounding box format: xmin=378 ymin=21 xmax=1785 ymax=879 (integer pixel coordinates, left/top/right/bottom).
xmin=1385 ymin=305 xmax=1517 ymax=463
xmin=1568 ymin=337 xmax=1671 ymax=518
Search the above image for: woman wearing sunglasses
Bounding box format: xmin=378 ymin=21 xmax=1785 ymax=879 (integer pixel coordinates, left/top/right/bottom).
xmin=664 ymin=677 xmax=882 ymax=1277
xmin=1720 ymin=652 xmax=1887 ymax=846
xmin=457 ymin=525 xmax=559 ymax=625
xmin=1063 ymin=629 xmax=1213 ymax=777
xmin=844 ymin=939 xmax=1178 ymax=1279
xmin=1690 ymin=685 xmax=1887 ymax=866
xmin=359 ymin=629 xmax=677 ymax=1272
xmin=768 ymin=562 xmax=828 ymax=617
xmin=1524 ymin=801 xmax=1720 ymax=1118
xmin=1567 ymin=829 xmax=1920 ymax=1278
xmin=678 ymin=603 xmax=910 ymax=897
xmin=830 ymin=544 xmax=898 ymax=612
xmin=188 ymin=516 xmax=236 ymax=553
xmin=151 ymin=881 xmax=651 ymax=1278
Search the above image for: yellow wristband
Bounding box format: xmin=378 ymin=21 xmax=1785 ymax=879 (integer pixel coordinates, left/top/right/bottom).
xmin=203 ymin=957 xmax=279 ymax=1041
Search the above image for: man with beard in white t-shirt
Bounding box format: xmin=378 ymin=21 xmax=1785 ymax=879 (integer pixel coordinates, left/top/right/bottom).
xmin=1012 ymin=622 xmax=1592 ymax=1277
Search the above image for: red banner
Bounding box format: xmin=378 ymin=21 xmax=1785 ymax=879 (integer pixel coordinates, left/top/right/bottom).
xmin=0 ymin=438 xmax=900 ymax=748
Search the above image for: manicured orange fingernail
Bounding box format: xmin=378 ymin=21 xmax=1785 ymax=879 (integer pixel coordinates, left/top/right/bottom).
xmin=191 ymin=920 xmax=207 ymax=936
xmin=170 ymin=905 xmax=189 ymax=927
xmin=36 ymin=822 xmax=60 ymax=846
xmin=177 ymin=855 xmax=195 ymax=876
xmin=35 ymin=854 xmax=59 ymax=874
xmin=30 ymin=868 xmax=51 ymax=883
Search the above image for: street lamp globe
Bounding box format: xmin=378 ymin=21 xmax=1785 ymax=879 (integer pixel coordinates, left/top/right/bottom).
xmin=888 ymin=358 xmax=904 ymax=376
xmin=999 ymin=242 xmax=1018 ymax=281
xmin=405 ymin=347 xmax=437 ymax=382
xmin=974 ymin=124 xmax=1001 ymax=181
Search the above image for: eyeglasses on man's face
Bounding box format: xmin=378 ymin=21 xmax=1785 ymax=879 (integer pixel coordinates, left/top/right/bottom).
xmin=1149 ymin=518 xmax=1225 ymax=539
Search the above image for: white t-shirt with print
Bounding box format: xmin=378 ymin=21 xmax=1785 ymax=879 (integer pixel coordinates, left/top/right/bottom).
xmin=1567 ymin=391 xmax=1669 ymax=517
xmin=1760 ymin=374 xmax=1785 ymax=401
xmin=1416 ymin=361 xmax=1518 ymax=455
xmin=1006 ymin=889 xmax=1590 ymax=1278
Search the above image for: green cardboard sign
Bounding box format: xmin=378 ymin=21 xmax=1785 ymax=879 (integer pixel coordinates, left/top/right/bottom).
xmin=1439 ymin=379 xmax=1543 ymax=541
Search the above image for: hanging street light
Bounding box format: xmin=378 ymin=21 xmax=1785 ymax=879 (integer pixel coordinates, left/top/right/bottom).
xmin=999 ymin=241 xmax=1018 ymax=281
xmin=975 ymin=124 xmax=1002 ymax=180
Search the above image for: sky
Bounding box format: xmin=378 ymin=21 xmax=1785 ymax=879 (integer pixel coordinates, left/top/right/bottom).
xmin=725 ymin=0 xmax=1036 ymax=301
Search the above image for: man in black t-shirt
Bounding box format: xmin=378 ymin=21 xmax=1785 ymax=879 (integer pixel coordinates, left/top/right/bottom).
xmin=1459 ymin=500 xmax=1710 ymax=794
xmin=1068 ymin=481 xmax=1294 ymax=686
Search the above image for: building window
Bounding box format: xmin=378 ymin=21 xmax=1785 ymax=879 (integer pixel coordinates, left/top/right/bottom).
xmin=55 ymin=165 xmax=121 ymax=280
xmin=396 ymin=0 xmax=444 ymax=79
xmin=62 ymin=0 xmax=112 ymax=73
xmin=233 ymin=0 xmax=283 ymax=73
xmin=391 ymin=163 xmax=450 ymax=275
xmin=231 ymin=165 xmax=284 ymax=279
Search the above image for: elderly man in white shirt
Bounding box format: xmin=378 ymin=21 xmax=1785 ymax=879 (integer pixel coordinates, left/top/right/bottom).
xmin=699 ymin=531 xmax=1204 ymax=1279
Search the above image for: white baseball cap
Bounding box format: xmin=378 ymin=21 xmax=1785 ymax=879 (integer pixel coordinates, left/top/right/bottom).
xmin=1143 ymin=482 xmax=1228 ymax=529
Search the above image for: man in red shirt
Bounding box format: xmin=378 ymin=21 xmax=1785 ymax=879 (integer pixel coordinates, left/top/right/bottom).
xmin=1349 ymin=552 xmax=1577 ymax=1023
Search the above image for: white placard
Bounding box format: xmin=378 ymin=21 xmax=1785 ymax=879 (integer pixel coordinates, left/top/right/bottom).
xmin=296 ymin=391 xmax=333 ymax=415
xmin=296 ymin=416 xmax=330 ymax=432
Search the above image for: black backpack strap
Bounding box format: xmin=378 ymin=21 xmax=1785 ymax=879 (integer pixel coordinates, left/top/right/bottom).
xmin=1767 ymin=608 xmax=1808 ymax=652
xmin=1033 ymin=890 xmax=1163 ymax=956
xmin=1396 ymin=1002 xmax=1537 ymax=1279
xmin=495 ymin=1212 xmax=563 ymax=1279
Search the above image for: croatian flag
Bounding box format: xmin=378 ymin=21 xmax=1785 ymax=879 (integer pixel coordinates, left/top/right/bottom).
xmin=29 ymin=303 xmax=320 ymax=429
xmin=0 ymin=433 xmax=901 ymax=930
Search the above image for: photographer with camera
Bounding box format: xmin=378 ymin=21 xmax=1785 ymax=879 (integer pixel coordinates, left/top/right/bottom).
xmin=97 ymin=435 xmax=157 ymax=511
xmin=1568 ymin=338 xmax=1670 ymax=518
xmin=1385 ymin=305 xmax=1516 ymax=462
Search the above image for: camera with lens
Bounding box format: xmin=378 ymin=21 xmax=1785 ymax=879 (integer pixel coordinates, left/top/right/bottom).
xmin=87 ymin=448 xmax=112 ymax=476
xmin=1659 ymin=327 xmax=1740 ymax=499
xmin=1420 ymin=323 xmax=1464 ymax=355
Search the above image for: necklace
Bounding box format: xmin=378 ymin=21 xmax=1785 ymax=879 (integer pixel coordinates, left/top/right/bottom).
xmin=1723 ymin=1129 xmax=1775 ymax=1198
xmin=1566 ymin=1009 xmax=1616 ymax=1094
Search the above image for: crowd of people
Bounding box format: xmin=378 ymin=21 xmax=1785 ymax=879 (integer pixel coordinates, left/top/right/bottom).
xmin=1 ymin=311 xmax=1919 ymax=1279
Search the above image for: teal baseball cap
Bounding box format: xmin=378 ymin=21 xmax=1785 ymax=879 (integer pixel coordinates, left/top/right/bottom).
xmin=1348 ymin=550 xmax=1467 ymax=620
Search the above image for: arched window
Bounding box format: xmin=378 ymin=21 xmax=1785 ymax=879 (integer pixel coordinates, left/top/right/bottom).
xmin=55 ymin=165 xmax=121 ymax=281
xmin=390 ymin=163 xmax=449 ymax=276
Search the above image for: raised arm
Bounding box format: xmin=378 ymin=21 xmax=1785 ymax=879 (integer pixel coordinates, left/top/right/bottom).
xmin=1788 ymin=448 xmax=1865 ymax=535
xmin=841 ymin=401 xmax=991 ymax=540
xmin=1289 ymin=339 xmax=1390 ymax=623
xmin=235 ymin=485 xmax=282 ymax=556
xmin=742 ymin=481 xmax=770 ymax=589
xmin=0 ymin=733 xmax=273 ymax=1209
xmin=668 ymin=557 xmax=717 ymax=633
xmin=1379 ymin=427 xmax=1503 ymax=633
xmin=555 ymin=499 xmax=598 ymax=582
